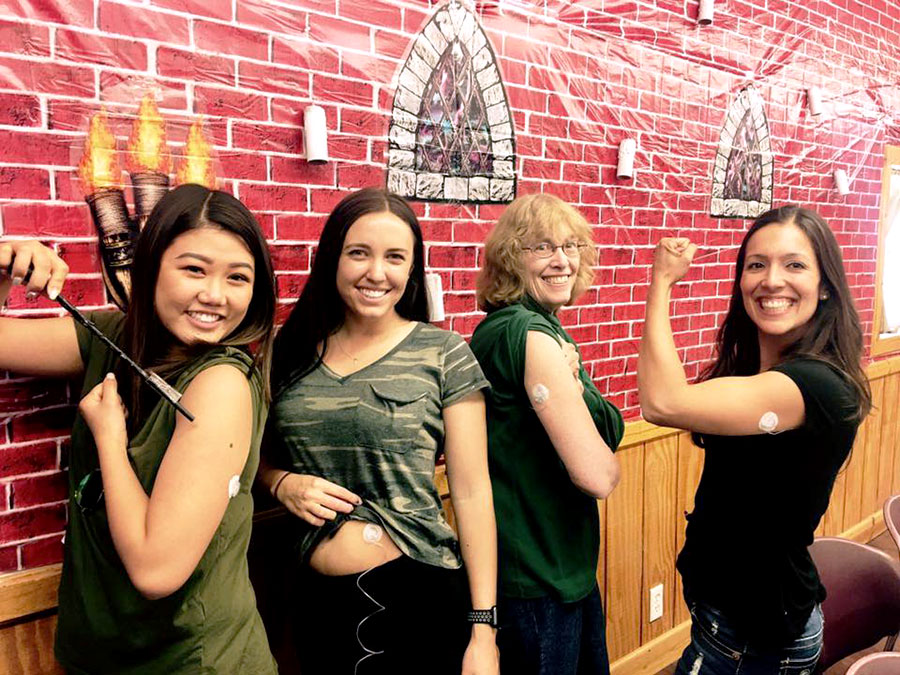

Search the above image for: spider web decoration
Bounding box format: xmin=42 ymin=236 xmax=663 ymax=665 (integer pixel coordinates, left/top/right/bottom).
xmin=711 ymin=85 xmax=773 ymax=218
xmin=387 ymin=0 xmax=515 ymax=203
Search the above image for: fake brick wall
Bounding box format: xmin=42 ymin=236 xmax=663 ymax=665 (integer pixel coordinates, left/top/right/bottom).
xmin=0 ymin=0 xmax=898 ymax=571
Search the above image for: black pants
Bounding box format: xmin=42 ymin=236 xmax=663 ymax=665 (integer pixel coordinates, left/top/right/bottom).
xmin=295 ymin=556 xmax=471 ymax=675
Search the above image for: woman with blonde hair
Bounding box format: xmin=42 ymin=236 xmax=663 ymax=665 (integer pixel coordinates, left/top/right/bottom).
xmin=470 ymin=193 xmax=623 ymax=674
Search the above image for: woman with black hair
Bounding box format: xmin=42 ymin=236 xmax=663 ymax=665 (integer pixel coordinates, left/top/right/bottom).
xmin=0 ymin=183 xmax=278 ymax=673
xmin=259 ymin=187 xmax=499 ymax=674
xmin=638 ymin=205 xmax=871 ymax=674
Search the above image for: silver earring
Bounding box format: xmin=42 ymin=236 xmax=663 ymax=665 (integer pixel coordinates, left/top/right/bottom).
xmin=819 ymin=292 xmax=829 ymax=300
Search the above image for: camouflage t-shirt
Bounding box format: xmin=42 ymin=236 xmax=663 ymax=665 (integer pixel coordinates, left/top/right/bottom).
xmin=270 ymin=322 xmax=490 ymax=569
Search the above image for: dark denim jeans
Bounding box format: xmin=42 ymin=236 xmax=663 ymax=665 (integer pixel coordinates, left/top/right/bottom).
xmin=498 ymin=585 xmax=610 ymax=675
xmin=674 ymin=602 xmax=824 ymax=675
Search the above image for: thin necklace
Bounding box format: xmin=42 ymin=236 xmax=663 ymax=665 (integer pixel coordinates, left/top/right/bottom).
xmin=333 ymin=332 xmax=359 ymax=364
xmin=333 ymin=322 xmax=410 ymax=366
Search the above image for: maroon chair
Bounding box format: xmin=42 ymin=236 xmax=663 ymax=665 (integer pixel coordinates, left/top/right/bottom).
xmin=809 ymin=537 xmax=900 ymax=672
xmin=885 ymin=495 xmax=900 ymax=559
xmin=846 ymin=652 xmax=900 ymax=675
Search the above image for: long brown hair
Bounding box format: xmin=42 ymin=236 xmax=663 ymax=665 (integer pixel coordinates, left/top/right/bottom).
xmin=701 ymin=205 xmax=871 ymax=422
xmin=121 ymin=184 xmax=277 ymax=425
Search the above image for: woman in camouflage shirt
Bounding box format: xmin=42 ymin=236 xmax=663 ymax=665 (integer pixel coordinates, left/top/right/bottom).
xmin=259 ymin=188 xmax=500 ymax=675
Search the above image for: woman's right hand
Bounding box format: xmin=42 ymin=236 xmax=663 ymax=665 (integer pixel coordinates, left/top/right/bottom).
xmin=274 ymin=473 xmax=362 ymax=527
xmin=0 ymin=240 xmax=69 ymax=300
xmin=560 ymin=341 xmax=584 ymax=393
xmin=651 ymin=237 xmax=697 ymax=286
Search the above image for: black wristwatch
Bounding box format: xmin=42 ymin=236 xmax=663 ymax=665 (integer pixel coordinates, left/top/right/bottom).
xmin=467 ymin=606 xmax=499 ymax=628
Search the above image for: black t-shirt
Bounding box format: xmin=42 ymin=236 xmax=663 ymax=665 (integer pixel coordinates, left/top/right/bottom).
xmin=677 ymin=358 xmax=860 ymax=647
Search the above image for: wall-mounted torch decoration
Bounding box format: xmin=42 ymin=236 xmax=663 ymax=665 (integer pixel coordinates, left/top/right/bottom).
xmin=78 ymin=109 xmax=135 ymax=311
xmin=127 ymin=95 xmax=171 ymax=230
xmin=176 ymin=117 xmax=216 ymax=189
xmin=78 ymin=94 xmax=217 ymax=310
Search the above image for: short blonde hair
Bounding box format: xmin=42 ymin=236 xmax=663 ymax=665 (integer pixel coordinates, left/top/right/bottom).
xmin=477 ymin=193 xmax=596 ymax=312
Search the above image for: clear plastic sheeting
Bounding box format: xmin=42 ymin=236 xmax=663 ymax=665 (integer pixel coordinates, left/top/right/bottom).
xmin=0 ymin=0 xmax=895 ymax=418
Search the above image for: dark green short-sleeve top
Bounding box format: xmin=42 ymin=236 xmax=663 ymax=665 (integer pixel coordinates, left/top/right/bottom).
xmin=470 ymin=296 xmax=624 ymax=602
xmin=55 ymin=311 xmax=277 ymax=674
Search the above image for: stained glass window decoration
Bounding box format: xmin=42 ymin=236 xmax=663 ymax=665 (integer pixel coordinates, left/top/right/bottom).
xmin=710 ymin=85 xmax=773 ymax=218
xmin=416 ymin=39 xmax=493 ymax=176
xmin=387 ymin=0 xmax=515 ymax=203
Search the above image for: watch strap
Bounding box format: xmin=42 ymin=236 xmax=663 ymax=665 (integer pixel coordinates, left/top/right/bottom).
xmin=467 ymin=606 xmax=499 ymax=628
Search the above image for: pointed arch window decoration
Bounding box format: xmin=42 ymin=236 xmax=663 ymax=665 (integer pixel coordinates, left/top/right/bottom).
xmin=387 ymin=0 xmax=515 ymax=203
xmin=710 ymin=85 xmax=773 ymax=218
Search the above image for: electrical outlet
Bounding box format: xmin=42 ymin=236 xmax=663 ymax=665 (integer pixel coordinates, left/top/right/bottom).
xmin=649 ymin=583 xmax=664 ymax=622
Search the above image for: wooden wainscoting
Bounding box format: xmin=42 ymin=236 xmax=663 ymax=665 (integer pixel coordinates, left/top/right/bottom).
xmin=1 ymin=355 xmax=899 ymax=674
xmin=0 ymin=565 xmax=63 ymax=675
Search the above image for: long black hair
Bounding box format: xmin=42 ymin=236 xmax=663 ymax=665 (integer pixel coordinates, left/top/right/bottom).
xmin=273 ymin=187 xmax=428 ymax=394
xmin=121 ymin=183 xmax=277 ymax=424
xmin=701 ymin=204 xmax=871 ymax=421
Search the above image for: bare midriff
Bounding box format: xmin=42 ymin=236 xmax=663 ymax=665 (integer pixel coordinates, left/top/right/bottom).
xmin=308 ymin=519 xmax=404 ymax=575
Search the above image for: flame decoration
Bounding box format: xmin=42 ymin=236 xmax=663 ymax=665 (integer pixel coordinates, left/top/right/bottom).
xmin=176 ymin=117 xmax=216 ymax=189
xmin=78 ymin=110 xmax=122 ymax=195
xmin=127 ymin=94 xmax=170 ymax=175
xmin=76 ymin=98 xmax=219 ymax=310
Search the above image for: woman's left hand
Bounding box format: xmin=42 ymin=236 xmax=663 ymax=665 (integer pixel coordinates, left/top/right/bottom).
xmin=79 ymin=373 xmax=128 ymax=451
xmin=461 ymin=628 xmax=499 ymax=675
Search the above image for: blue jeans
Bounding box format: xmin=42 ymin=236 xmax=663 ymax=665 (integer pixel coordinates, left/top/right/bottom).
xmin=674 ymin=602 xmax=823 ymax=675
xmin=498 ymin=586 xmax=610 ymax=675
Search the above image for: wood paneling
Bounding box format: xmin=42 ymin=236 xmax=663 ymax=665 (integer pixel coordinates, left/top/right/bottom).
xmin=883 ymin=373 xmax=900 ymax=496
xmin=0 ymin=566 xmax=62 ymax=675
xmin=843 ymin=417 xmax=867 ymax=527
xmin=605 ymin=446 xmax=645 ymax=661
xmin=0 ymin=566 xmax=59 ymax=624
xmin=862 ymin=378 xmax=885 ymax=518
xmin=0 ymin=613 xmax=62 ymax=675
xmin=610 ymin=621 xmax=691 ymax=675
xmin=641 ymin=434 xmax=677 ymax=642
xmin=434 ymin=463 xmax=457 ymax=532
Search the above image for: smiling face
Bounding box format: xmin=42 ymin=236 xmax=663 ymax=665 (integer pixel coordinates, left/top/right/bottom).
xmin=740 ymin=220 xmax=823 ymax=354
xmin=521 ymin=228 xmax=582 ymax=314
xmin=153 ymin=226 xmax=255 ymax=346
xmin=336 ymin=210 xmax=415 ymax=323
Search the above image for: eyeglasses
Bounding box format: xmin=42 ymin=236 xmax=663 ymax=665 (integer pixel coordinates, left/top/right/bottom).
xmin=74 ymin=469 xmax=104 ymax=514
xmin=521 ymin=242 xmax=588 ymax=259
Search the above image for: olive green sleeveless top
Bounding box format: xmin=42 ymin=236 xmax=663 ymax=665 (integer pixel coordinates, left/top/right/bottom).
xmin=55 ymin=312 xmax=277 ymax=674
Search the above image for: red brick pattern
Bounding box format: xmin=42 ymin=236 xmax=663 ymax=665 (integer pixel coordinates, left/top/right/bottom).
xmin=0 ymin=0 xmax=896 ymax=569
